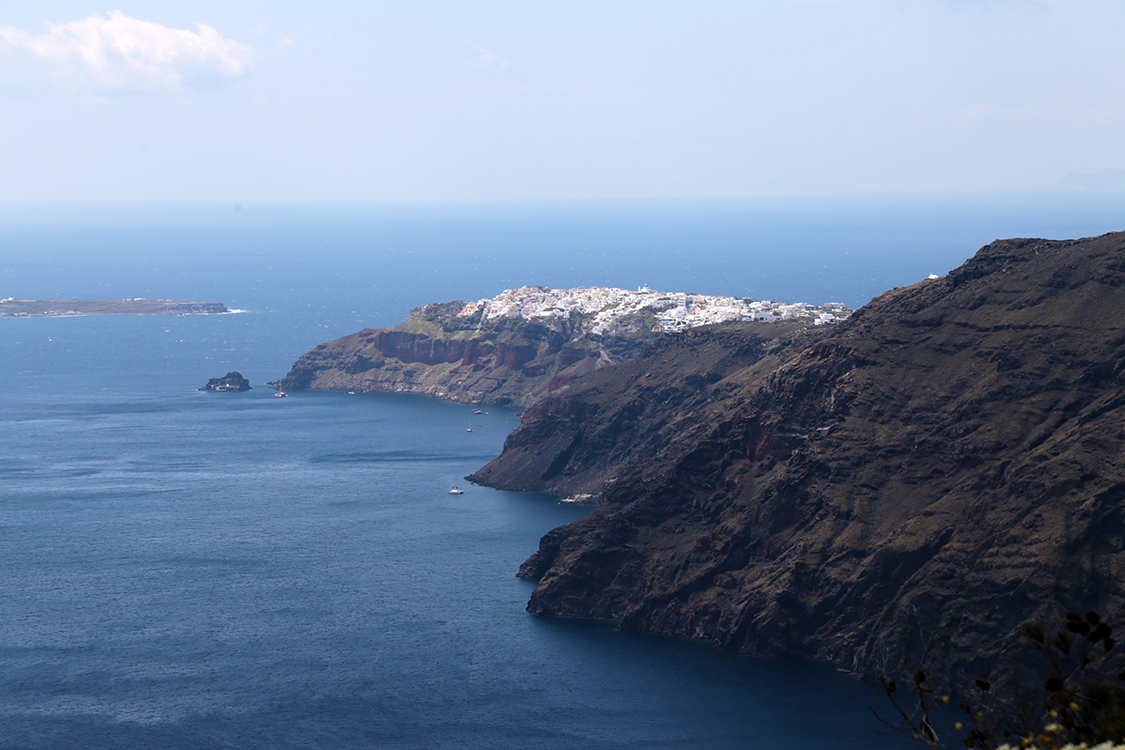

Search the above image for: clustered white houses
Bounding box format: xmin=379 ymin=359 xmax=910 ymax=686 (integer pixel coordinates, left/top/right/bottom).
xmin=457 ymin=285 xmax=850 ymax=334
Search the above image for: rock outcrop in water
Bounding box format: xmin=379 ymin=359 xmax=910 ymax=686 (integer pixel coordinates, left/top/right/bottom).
xmin=199 ymin=371 xmax=252 ymax=392
xmin=272 ymin=286 xmax=849 ymax=408
xmin=471 ymin=232 xmax=1125 ymax=688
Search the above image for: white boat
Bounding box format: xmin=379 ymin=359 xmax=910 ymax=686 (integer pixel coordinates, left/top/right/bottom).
xmin=274 ymin=391 xmax=288 ymax=398
xmin=449 ymin=486 xmax=464 ymax=495
xmin=466 ymin=428 xmax=473 ymax=432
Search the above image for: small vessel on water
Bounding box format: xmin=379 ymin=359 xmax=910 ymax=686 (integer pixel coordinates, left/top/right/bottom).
xmin=274 ymin=391 xmax=288 ymax=398
xmin=466 ymin=428 xmax=473 ymax=432
xmin=449 ymin=486 xmax=464 ymax=495
xmin=472 ymin=409 xmax=483 ymax=414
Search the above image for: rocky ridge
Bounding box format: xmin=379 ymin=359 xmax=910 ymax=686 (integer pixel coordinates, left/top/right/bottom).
xmin=470 ymin=232 xmax=1125 ymax=688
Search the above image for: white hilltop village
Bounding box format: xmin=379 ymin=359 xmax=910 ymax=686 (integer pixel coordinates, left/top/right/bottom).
xmin=457 ymin=285 xmax=851 ymax=335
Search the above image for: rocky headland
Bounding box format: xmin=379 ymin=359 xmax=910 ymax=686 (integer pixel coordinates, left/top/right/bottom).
xmin=271 ymin=285 xmax=849 ymax=407
xmin=470 ymin=232 xmax=1125 ymax=689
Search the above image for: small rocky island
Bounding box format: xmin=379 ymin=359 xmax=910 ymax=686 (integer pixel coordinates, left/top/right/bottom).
xmin=199 ymin=372 xmax=252 ymax=392
xmin=0 ymin=298 xmax=229 ymax=318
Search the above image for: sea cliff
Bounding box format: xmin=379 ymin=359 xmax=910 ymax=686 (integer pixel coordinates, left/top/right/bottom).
xmin=471 ymin=232 xmax=1125 ymax=688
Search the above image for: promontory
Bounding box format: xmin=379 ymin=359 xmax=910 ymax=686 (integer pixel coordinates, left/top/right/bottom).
xmin=271 ymin=285 xmax=850 ymax=407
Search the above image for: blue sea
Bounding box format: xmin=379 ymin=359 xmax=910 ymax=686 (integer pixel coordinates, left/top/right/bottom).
xmin=1 ymin=196 xmax=1121 ymax=749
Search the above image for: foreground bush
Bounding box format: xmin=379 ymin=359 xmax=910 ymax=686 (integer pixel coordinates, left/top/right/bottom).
xmin=880 ymin=612 xmax=1125 ymax=749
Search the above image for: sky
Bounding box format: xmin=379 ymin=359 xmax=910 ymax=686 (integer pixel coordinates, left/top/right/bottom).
xmin=0 ymin=1 xmax=1123 ymax=203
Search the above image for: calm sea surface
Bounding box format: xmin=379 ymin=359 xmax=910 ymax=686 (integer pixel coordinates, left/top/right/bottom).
xmin=1 ymin=198 xmax=1122 ymax=748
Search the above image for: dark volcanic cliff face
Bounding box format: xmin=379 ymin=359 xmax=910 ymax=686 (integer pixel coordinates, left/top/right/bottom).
xmin=272 ymin=301 xmax=661 ymax=407
xmin=468 ymin=321 xmax=823 ymax=499
xmin=473 ymin=232 xmax=1125 ymax=687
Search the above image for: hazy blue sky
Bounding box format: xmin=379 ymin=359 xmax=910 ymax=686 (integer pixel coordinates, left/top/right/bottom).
xmin=1 ymin=1 xmax=1123 ymax=202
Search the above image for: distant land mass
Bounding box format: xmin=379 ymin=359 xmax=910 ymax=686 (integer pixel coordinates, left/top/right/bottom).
xmin=0 ymin=298 xmax=229 ymax=318
xmin=271 ymin=285 xmax=851 ymax=407
xmin=1056 ymin=167 xmax=1125 ymax=192
xmin=469 ymin=231 xmax=1125 ymax=691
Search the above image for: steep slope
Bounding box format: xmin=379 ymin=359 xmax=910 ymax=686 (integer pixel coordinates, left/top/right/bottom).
xmin=474 ymin=232 xmax=1125 ymax=687
xmin=468 ymin=321 xmax=825 ymax=499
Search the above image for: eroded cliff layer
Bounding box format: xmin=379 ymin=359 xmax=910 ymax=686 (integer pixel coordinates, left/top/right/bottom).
xmin=474 ymin=232 xmax=1125 ymax=686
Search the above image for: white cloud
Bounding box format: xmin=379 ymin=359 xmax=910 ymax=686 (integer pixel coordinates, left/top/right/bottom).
xmin=466 ymin=41 xmax=510 ymax=74
xmin=0 ymin=11 xmax=255 ymax=92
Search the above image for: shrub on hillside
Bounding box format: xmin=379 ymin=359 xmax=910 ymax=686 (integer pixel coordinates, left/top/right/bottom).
xmin=879 ymin=611 xmax=1125 ymax=750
